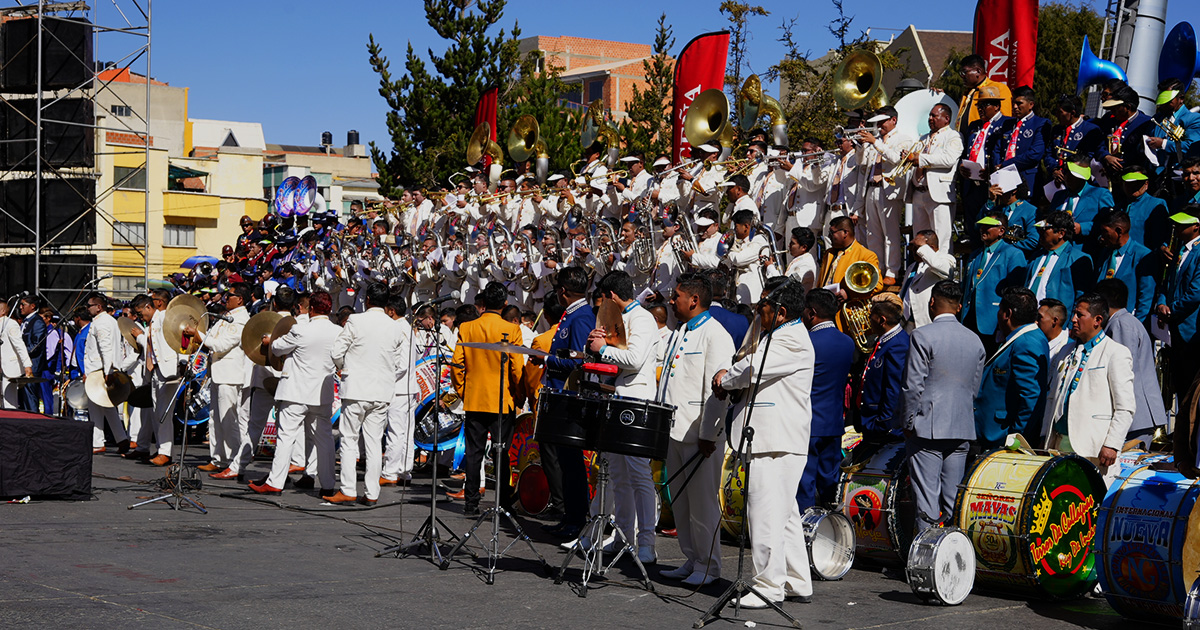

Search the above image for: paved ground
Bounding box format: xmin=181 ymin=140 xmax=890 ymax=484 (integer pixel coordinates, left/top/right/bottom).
xmin=0 ymin=451 xmax=1142 ymax=630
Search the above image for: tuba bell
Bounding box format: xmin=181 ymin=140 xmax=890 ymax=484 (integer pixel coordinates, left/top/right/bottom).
xmin=581 ymin=100 xmax=621 ymax=167
xmin=833 ymin=49 xmax=888 ymax=111
xmin=467 ymin=122 xmax=505 ymax=188
xmin=840 ymin=261 xmax=881 ymax=354
xmin=684 ymin=88 xmax=738 ymax=161
xmin=508 ymin=114 xmax=550 ymax=184
xmin=1160 ymin=22 xmax=1200 ymax=87
xmin=1076 ymin=34 xmax=1128 ymax=95
xmin=738 ymin=74 xmax=788 ymax=146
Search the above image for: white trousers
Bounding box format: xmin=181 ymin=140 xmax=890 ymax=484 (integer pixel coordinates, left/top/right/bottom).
xmin=863 ymin=187 xmax=904 ymax=278
xmin=609 ymin=453 xmax=658 ymax=551
xmin=747 ymin=453 xmax=812 ymax=601
xmin=911 ymin=191 xmax=951 ymax=255
xmin=230 ymin=387 xmax=270 ymax=474
xmin=382 ymin=392 xmax=417 ymax=480
xmin=266 ymin=401 xmax=335 ymax=490
xmin=1 ymin=377 xmax=19 ymax=409
xmin=127 ymin=406 xmax=146 ymax=445
xmin=89 ymin=400 xmax=127 ymax=448
xmin=667 ymin=440 xmax=723 ymax=578
xmin=137 ymin=377 xmax=176 ymax=456
xmin=208 ymin=382 xmax=241 ymax=466
xmin=337 ymin=399 xmax=389 ymax=500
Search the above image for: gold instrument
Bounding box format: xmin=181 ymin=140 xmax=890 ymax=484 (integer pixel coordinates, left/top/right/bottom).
xmin=684 ymin=88 xmax=737 ymax=159
xmin=515 ymin=231 xmax=540 ymax=291
xmin=466 ymin=122 xmax=504 ymax=168
xmin=595 ymin=297 xmax=628 ymax=350
xmin=883 ymin=140 xmax=925 ymax=185
xmin=117 ymin=317 xmax=141 ymax=352
xmin=242 ymin=311 xmax=284 ymax=366
xmin=476 ymin=190 xmax=511 ymax=205
xmin=605 ymin=169 xmax=628 ymax=183
xmin=84 ymin=370 xmax=133 ymax=408
xmin=840 ymin=261 xmax=881 ymax=354
xmin=162 ymin=293 xmax=209 ymax=355
xmin=673 ymin=212 xmax=701 ymax=268
xmin=593 ymin=219 xmax=617 ymax=262
xmin=737 ymin=74 xmax=787 ymax=146
xmin=581 ymin=99 xmax=621 ymax=151
xmin=658 ymin=157 xmax=704 ymax=175
xmin=423 ymin=190 xmax=449 ymax=201
xmin=508 ymin=114 xmax=551 ymax=183
xmin=266 ymin=316 xmax=296 ymax=371
xmin=1003 ymin=225 xmax=1027 ymax=244
xmin=832 ymin=49 xmax=889 ymax=111
xmin=1155 ymin=115 xmax=1185 ymax=142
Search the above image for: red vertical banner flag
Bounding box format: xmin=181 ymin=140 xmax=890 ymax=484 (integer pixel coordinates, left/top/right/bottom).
xmin=474 ymin=86 xmax=499 ymax=169
xmin=974 ymin=0 xmax=1039 ymax=88
xmin=671 ymin=31 xmax=730 ymax=164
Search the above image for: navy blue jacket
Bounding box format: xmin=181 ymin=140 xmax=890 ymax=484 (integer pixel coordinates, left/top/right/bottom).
xmin=809 ymin=323 xmax=855 ymax=438
xmin=710 ymin=303 xmax=749 ymax=349
xmin=859 ymin=328 xmax=909 ymax=436
xmin=993 ymin=114 xmax=1050 ymax=191
xmin=1098 ymin=111 xmax=1156 ymax=170
xmin=543 ymin=300 xmax=596 ymax=390
xmin=21 ymin=312 xmax=46 ymax=374
xmin=1045 ymin=117 xmax=1105 ymax=172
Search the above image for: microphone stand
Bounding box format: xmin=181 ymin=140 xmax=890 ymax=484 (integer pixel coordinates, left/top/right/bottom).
xmin=695 ymin=305 xmax=802 ymax=629
xmin=44 ymin=275 xmax=106 ymax=418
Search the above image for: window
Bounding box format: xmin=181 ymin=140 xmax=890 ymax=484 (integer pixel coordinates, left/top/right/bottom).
xmin=587 ymin=79 xmax=604 ymax=103
xmin=112 ymin=276 xmax=142 ymax=295
xmin=563 ymin=83 xmax=582 ymax=105
xmin=163 ymin=224 xmax=195 ymax=248
xmin=112 ymin=221 xmax=145 ymax=246
xmin=114 ymin=165 xmax=146 ymax=190
xmin=110 ymin=104 xmax=132 ymax=117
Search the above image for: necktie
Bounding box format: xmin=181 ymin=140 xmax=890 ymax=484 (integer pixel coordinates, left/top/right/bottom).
xmin=1106 ymin=251 xmax=1119 ymax=279
xmin=968 ymin=120 xmax=992 ymax=163
xmin=1030 ymin=254 xmax=1053 ymax=294
xmin=1005 ymin=116 xmax=1027 ymax=160
xmin=822 ymin=249 xmax=844 ymax=286
xmin=146 ymin=321 xmax=156 ymax=374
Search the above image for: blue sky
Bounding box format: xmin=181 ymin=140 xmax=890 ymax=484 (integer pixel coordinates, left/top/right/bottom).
xmin=145 ymin=0 xmax=1198 ymax=158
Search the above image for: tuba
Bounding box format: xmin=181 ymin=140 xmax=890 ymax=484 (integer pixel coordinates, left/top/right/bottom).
xmin=833 ymin=49 xmax=888 ymax=111
xmin=738 ymin=74 xmax=788 ymax=146
xmin=1076 ymin=35 xmax=1127 ymax=95
xmin=508 ymin=114 xmax=550 ymax=184
xmin=582 ymin=100 xmax=621 ymax=167
xmin=840 ymin=261 xmax=880 ymax=354
xmin=684 ymin=88 xmax=737 ymax=161
xmin=467 ymin=122 xmax=505 ymax=188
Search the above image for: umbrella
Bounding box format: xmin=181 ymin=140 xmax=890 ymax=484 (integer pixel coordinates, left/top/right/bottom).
xmin=135 ymin=278 xmax=175 ymax=290
xmin=181 ymin=255 xmax=218 ymax=269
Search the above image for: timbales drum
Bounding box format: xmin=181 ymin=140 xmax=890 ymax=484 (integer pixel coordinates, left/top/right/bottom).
xmin=906 ymin=526 xmax=976 ymax=605
xmin=591 ymin=394 xmax=674 ymax=460
xmin=801 ymin=507 xmax=855 ymax=580
xmin=1097 ymin=457 xmax=1200 ymax=622
xmin=954 ymin=449 xmax=1105 ymax=599
xmin=837 ymin=441 xmax=916 ymax=565
xmin=534 ymin=388 xmax=600 ymax=449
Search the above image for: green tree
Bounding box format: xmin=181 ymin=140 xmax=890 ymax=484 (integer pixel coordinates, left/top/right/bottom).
xmin=367 ymin=0 xmax=521 ymax=197
xmin=499 ymin=51 xmax=584 ymax=178
xmin=621 ymin=13 xmax=675 ymax=160
xmin=1032 ymin=3 xmax=1104 ymax=111
xmin=720 ymin=1 xmax=770 ymax=96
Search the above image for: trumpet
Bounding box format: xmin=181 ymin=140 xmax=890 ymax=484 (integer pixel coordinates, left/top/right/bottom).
xmin=772 ymin=150 xmax=836 ymax=167
xmin=835 ymin=124 xmax=882 ymax=146
xmin=477 ymin=190 xmax=511 ymax=205
xmin=657 ymin=157 xmax=704 ymax=175
xmin=605 ymin=169 xmax=628 ymax=183
xmin=883 ymin=140 xmax=925 ymax=186
xmin=423 ymin=190 xmax=449 ymax=201
xmin=1154 ymin=116 xmax=1185 ymax=142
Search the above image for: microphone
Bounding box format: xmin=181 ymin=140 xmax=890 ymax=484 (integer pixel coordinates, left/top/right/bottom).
xmin=417 ymin=290 xmax=461 ymax=308
xmin=762 ymin=277 xmax=794 ymax=304
xmin=85 ymin=273 xmax=114 ymax=287
xmin=205 ymin=312 xmax=234 ymax=322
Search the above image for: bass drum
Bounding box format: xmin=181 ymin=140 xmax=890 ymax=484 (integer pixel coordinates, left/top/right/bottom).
xmin=510 ymin=412 xmax=546 ymax=516
xmin=173 ymin=369 xmax=210 ymax=443
xmin=801 ymin=507 xmax=855 ymax=580
xmin=411 ymin=353 xmax=465 ymax=471
xmin=719 ymin=450 xmax=747 ymax=539
xmin=954 ymin=449 xmax=1105 ymax=600
xmin=837 ymin=441 xmax=916 ymax=565
xmin=906 ymin=527 xmax=976 ymax=606
xmin=1096 ymin=457 xmax=1200 ymax=622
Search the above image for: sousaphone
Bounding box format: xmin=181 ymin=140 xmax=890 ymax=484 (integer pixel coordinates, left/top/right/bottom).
xmin=738 ymin=74 xmax=788 ymax=146
xmin=581 ymin=100 xmax=620 ymax=167
xmin=833 ymin=49 xmax=889 ymax=111
xmin=241 ymin=311 xmax=284 ymax=366
xmin=162 ymin=294 xmax=208 ymax=355
xmin=467 ymin=122 xmax=505 ymax=189
xmin=508 ymin=114 xmax=550 ymax=184
xmin=684 ymin=89 xmax=737 ymax=161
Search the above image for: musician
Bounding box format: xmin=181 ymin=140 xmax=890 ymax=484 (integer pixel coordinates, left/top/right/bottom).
xmin=1093 ymin=210 xmax=1156 ymax=323
xmin=327 ymin=283 xmax=400 ymax=505
xmin=681 ymin=209 xmax=723 ymax=271
xmin=612 ymin=219 xmax=652 ymax=296
xmin=982 ymin=169 xmax=1039 ymax=256
xmin=1155 ymin=203 xmax=1200 ymax=398
xmin=411 ymin=235 xmax=441 ymax=306
xmin=513 ymin=178 xmax=543 ymax=230
xmin=1047 ymin=162 xmax=1111 ymax=242
xmin=857 ymin=107 xmax=912 ymax=282
xmin=657 ymin=273 xmax=734 ymax=586
xmin=451 ymin=281 xmax=524 ymax=517
xmin=1038 ymin=298 xmax=1073 ymax=369
xmin=80 ymin=294 xmax=129 ymax=453
xmin=1175 ymin=157 xmax=1200 ymax=209
xmin=1147 ymin=79 xmax=1200 ymax=169
xmin=727 ymin=173 xmax=758 ymax=219
xmin=823 ymin=132 xmax=863 ymax=235
xmin=1118 ymin=167 xmax=1170 ymax=251
xmin=652 ymin=156 xmax=682 ymax=211
xmin=782 ymin=138 xmax=831 ymax=237
xmin=614 ymin=154 xmax=651 ymax=204
xmin=1041 ymin=293 xmax=1134 ymax=475
xmin=1095 ymin=279 xmax=1167 ymax=448
xmin=818 ymin=215 xmax=881 ymax=309
xmin=993 ymin=86 xmax=1049 ymax=195
xmin=764 ymin=226 xmax=818 ymax=291
xmin=0 ymin=299 xmax=33 ymax=409
xmin=586 ymin=271 xmax=660 ymax=564
xmin=852 ymin=296 xmax=908 ymax=450
xmin=650 ymin=214 xmax=682 ymax=300
xmin=712 ymin=278 xmax=815 ymax=608
xmin=189 ymin=283 xmax=249 ymax=474
xmin=1099 ymin=87 xmax=1155 ymax=184
xmin=250 ymin=291 xmax=341 ymax=498
xmin=127 ymin=290 xmax=178 ymax=466
xmin=899 ymin=230 xmax=955 ymax=329
xmin=799 ymin=288 xmax=854 ymax=512
xmin=745 ymin=142 xmax=787 ymax=233
xmin=906 ymin=103 xmax=964 ymax=251
xmin=726 ymin=209 xmax=772 ymax=304
xmin=960 ymin=86 xmax=1011 ymax=240
xmin=973 ymin=287 xmax=1049 ymax=451
xmin=962 ymin=214 xmax=1029 ymax=350
xmin=1025 ymin=211 xmax=1094 ymax=317
xmin=17 ymin=295 xmax=46 ymax=411
xmin=955 ymin=54 xmax=1012 ymax=136
xmin=899 ymin=281 xmax=986 ymax=532
xmin=682 ymin=142 xmax=725 ymax=215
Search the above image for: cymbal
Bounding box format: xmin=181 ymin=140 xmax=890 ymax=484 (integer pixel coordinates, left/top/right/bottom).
xmin=162 ymin=294 xmax=208 ymax=355
xmin=263 ymin=376 xmax=280 ymax=397
xmin=458 ymin=340 xmax=549 ymax=358
xmin=267 ymin=316 xmax=296 ymax=371
xmin=8 ymin=375 xmax=49 ymax=385
xmin=116 ymin=316 xmax=142 ymax=351
xmin=127 ymin=384 xmax=153 ymax=408
xmin=84 ymin=370 xmax=132 ymax=408
xmin=241 ymin=311 xmax=283 ymax=366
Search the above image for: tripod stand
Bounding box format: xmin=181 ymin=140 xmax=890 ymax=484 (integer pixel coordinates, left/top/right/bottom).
xmin=378 ymin=324 xmax=460 ymax=565
xmin=440 ymin=334 xmax=548 ymax=584
xmin=554 ymin=454 xmax=654 ymax=597
xmin=695 ymin=305 xmax=801 ymax=629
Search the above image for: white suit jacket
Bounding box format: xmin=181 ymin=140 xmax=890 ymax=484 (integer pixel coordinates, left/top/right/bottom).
xmin=331 ymin=307 xmax=399 ymax=403
xmin=1042 ymin=335 xmax=1136 ymax=458
xmin=657 ymin=313 xmax=735 ymax=443
xmin=823 ymin=151 xmax=865 ymax=217
xmin=722 ymin=319 xmax=815 ymax=455
xmin=690 ymin=232 xmax=723 ymax=270
xmin=393 ymin=316 xmax=418 ymax=396
xmin=83 ymin=311 xmax=121 ymax=375
xmin=203 ymin=305 xmax=248 ymax=385
xmin=786 ymin=157 xmax=830 ymax=233
xmin=726 ymin=231 xmax=772 ymax=303
xmin=273 ymin=315 xmax=341 ymax=407
xmin=859 ymin=129 xmax=915 ymax=201
xmin=598 ymin=303 xmax=660 ymax=399
xmin=138 ymin=308 xmax=179 ymax=380
xmin=914 ymin=126 xmax=964 ymax=204
xmin=0 ymin=315 xmax=32 ymax=377
xmin=901 ymin=244 xmax=956 ymax=327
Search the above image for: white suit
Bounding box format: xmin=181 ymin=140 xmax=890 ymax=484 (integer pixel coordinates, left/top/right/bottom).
xmin=382 ymin=316 xmax=419 ymax=482
xmin=1042 ymin=334 xmax=1136 ymax=466
xmin=859 ymin=129 xmax=914 ymax=278
xmin=785 ymin=156 xmax=831 ymax=237
xmin=900 ymin=244 xmax=956 ymax=328
xmin=909 ymin=126 xmax=964 ymax=249
xmin=199 ymin=305 xmax=248 ymax=467
xmin=331 ymin=307 xmax=399 ymax=500
xmin=135 ymin=308 xmax=178 ymax=457
xmin=726 ymin=230 xmax=772 ymax=304
xmin=84 ymin=311 xmax=127 ymax=446
xmin=0 ymin=314 xmax=32 ymax=408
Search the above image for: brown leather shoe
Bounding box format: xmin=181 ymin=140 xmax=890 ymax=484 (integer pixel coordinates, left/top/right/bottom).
xmin=197 ymin=463 xmax=222 ymax=472
xmin=210 ymin=468 xmax=239 ymax=480
xmin=149 ymin=454 xmax=172 ymax=467
xmin=116 ymin=439 xmax=132 ymax=455
xmin=248 ymin=481 xmax=282 ymax=495
xmin=379 ymin=477 xmax=398 ymax=486
xmin=123 ymin=450 xmax=150 ymax=461
xmin=357 ymin=496 xmax=378 ymax=506
xmin=92 ymin=446 xmax=106 ymax=454
xmin=882 ymin=276 xmax=897 ymax=286
xmin=288 ymin=464 xmax=305 ymax=474
xmin=323 ymin=491 xmax=357 ymax=504
xmin=446 ymin=488 xmax=485 ymax=500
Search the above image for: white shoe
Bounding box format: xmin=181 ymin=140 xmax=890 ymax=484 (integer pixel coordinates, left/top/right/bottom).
xmin=682 ymin=570 xmax=718 ymax=586
xmin=659 ymin=564 xmax=695 ymax=580
xmin=561 ymin=536 xmax=592 ymax=551
xmin=637 ymin=547 xmax=657 ymax=565
xmin=732 ymin=593 xmax=773 ymax=610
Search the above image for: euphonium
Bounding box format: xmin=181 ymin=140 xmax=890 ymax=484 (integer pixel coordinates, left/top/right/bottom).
xmin=516 ymin=231 xmax=539 ymax=291
xmin=632 ymin=224 xmax=656 ymax=274
xmin=840 ymin=260 xmax=881 ymax=354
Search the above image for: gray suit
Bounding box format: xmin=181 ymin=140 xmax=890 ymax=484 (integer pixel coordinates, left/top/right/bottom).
xmin=897 ymin=313 xmax=986 ymax=530
xmin=1105 ymin=308 xmax=1166 ymax=439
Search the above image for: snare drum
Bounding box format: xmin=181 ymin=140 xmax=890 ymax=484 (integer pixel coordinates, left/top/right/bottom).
xmin=837 ymin=441 xmax=916 ymax=565
xmin=906 ymin=527 xmax=976 ymax=605
xmin=954 ymin=449 xmax=1105 ymax=599
xmin=801 ymin=507 xmax=855 ymax=580
xmin=534 ymin=388 xmax=599 ymax=449
xmin=592 ymin=394 xmax=673 ymax=460
xmin=1096 ymin=458 xmax=1200 ymax=622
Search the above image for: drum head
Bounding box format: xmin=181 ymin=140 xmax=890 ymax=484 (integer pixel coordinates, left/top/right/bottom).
xmin=804 ymin=508 xmax=855 ymax=580
xmin=930 ymin=529 xmax=975 ymax=605
xmin=516 ymin=463 xmax=549 ymax=516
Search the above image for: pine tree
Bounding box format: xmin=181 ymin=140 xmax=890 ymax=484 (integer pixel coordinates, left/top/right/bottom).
xmin=500 ymin=52 xmax=585 ymax=178
xmin=367 ymin=0 xmax=521 ymax=198
xmin=621 ymin=13 xmax=675 ymax=161
xmin=719 ymin=1 xmax=770 ymax=97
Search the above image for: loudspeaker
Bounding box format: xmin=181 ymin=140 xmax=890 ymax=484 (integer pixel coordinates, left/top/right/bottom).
xmin=0 ymin=253 xmax=96 ymax=314
xmin=0 ymin=178 xmax=96 ymax=246
xmin=3 ymin=98 xmax=95 ymax=168
xmin=0 ymin=17 xmax=94 ymax=92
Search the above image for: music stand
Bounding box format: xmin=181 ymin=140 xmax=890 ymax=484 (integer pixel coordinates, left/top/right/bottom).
xmin=440 ymin=334 xmax=549 ymax=584
xmin=377 ymin=324 xmax=461 ymax=565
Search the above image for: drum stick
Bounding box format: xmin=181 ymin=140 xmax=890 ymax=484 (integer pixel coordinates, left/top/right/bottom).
xmin=667 ymin=452 xmax=707 ymax=507
xmin=664 ymin=450 xmax=702 ymax=486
